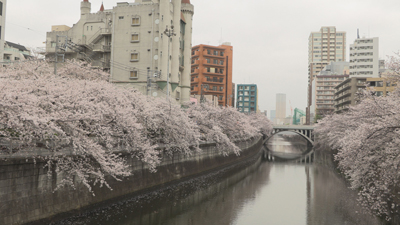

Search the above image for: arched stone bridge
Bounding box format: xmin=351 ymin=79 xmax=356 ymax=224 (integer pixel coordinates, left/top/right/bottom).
xmin=264 ymin=125 xmax=315 ymax=163
xmin=271 ymin=125 xmax=314 ymax=145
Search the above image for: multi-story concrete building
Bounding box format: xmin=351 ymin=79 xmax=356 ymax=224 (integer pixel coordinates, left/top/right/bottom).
xmin=349 ymin=37 xmax=379 ymax=77
xmin=236 ymin=84 xmax=258 ymax=113
xmin=311 ymin=62 xmax=349 ymax=120
xmin=0 ymin=0 xmax=6 ymax=62
xmin=3 ymin=41 xmax=31 ymax=64
xmin=45 ymin=0 xmax=194 ymax=104
xmin=190 ymin=43 xmax=233 ymax=107
xmin=275 ymin=93 xmax=286 ymax=125
xmin=334 ymin=77 xmax=368 ymax=113
xmin=306 ymin=26 xmax=346 ymax=124
xmin=335 ymin=77 xmax=396 ymax=113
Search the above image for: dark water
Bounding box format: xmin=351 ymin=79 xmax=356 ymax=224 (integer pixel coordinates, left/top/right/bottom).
xmin=57 ymin=133 xmax=383 ymax=225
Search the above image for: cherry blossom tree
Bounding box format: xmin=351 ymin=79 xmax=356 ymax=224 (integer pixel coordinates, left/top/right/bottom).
xmin=0 ymin=60 xmax=272 ymax=193
xmin=315 ymin=61 xmax=400 ymax=220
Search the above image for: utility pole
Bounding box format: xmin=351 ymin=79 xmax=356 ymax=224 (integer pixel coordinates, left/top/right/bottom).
xmin=164 ymin=25 xmax=176 ymax=100
xmin=54 ymin=35 xmax=67 ymax=75
xmin=201 ymin=84 xmax=208 ymax=103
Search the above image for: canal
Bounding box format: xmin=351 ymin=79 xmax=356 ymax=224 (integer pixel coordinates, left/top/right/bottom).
xmin=54 ymin=132 xmax=383 ymax=225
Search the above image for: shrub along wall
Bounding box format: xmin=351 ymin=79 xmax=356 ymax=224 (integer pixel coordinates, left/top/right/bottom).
xmin=0 ymin=136 xmax=263 ymax=225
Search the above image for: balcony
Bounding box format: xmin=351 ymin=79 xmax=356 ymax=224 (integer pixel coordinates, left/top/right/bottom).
xmin=202 ymin=77 xmax=224 ymax=84
xmin=92 ymin=44 xmax=111 ymax=52
xmin=204 ymin=89 xmax=224 ymax=94
xmin=190 ymin=69 xmax=199 ymax=75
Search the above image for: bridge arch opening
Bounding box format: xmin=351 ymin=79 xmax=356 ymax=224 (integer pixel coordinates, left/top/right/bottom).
xmin=264 ymin=131 xmax=313 ymax=162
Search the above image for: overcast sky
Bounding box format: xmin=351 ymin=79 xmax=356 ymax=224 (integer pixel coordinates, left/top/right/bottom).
xmin=5 ymin=0 xmax=400 ymax=116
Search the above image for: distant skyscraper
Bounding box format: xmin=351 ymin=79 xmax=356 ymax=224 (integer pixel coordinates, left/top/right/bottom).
xmin=270 ymin=110 xmax=276 ymax=124
xmin=307 ymin=26 xmax=346 ymax=124
xmin=276 ymin=93 xmax=286 ymax=125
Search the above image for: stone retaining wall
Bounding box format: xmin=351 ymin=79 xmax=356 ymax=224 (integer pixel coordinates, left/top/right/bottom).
xmin=0 ymin=136 xmax=263 ymax=225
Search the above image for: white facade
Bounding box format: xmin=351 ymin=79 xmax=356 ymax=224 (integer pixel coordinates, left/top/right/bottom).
xmin=45 ymin=0 xmax=194 ymax=104
xmin=3 ymin=41 xmax=31 ymax=64
xmin=349 ymin=37 xmax=379 ymax=78
xmin=308 ymin=26 xmax=346 ymax=80
xmin=275 ymin=93 xmax=286 ymax=125
xmin=0 ymin=0 xmax=6 ymax=61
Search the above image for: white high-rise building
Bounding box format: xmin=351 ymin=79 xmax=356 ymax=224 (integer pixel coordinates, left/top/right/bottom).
xmin=308 ymin=26 xmax=346 ymax=81
xmin=0 ymin=0 xmax=6 ymax=62
xmin=46 ymin=0 xmax=194 ymax=104
xmin=349 ymin=37 xmax=379 ymax=78
xmin=276 ymin=93 xmax=286 ymax=125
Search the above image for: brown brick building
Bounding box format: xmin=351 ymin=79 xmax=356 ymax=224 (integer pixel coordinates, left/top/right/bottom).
xmin=190 ymin=43 xmax=233 ymax=106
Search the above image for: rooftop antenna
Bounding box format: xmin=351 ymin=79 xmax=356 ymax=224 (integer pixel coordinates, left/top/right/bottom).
xmin=357 ymin=29 xmax=360 ymax=39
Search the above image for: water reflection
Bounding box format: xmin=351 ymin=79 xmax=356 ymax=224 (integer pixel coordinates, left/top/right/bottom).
xmin=54 ymin=142 xmax=383 ymax=225
xmin=266 ymin=131 xmax=310 ymax=159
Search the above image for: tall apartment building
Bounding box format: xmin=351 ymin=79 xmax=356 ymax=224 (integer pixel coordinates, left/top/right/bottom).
xmin=276 ymin=93 xmax=286 ymax=125
xmin=349 ymin=37 xmax=379 ymax=77
xmin=306 ymin=26 xmax=346 ymax=124
xmin=190 ymin=43 xmax=233 ymax=106
xmin=45 ymin=0 xmax=194 ymax=104
xmin=311 ymin=62 xmax=349 ymax=120
xmin=236 ymin=84 xmax=258 ymax=113
xmin=0 ymin=0 xmax=6 ymax=62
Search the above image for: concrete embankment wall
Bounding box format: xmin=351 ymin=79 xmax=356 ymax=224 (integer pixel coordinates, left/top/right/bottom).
xmin=0 ymin=136 xmax=263 ymax=225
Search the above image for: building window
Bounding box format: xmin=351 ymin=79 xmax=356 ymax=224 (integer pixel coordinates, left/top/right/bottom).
xmin=213 ymin=86 xmax=217 ymax=91
xmin=213 ymin=59 xmax=218 ymax=64
xmin=130 ymin=70 xmax=138 ymax=79
xmin=244 ymin=102 xmax=249 ymax=107
xmin=251 ymin=97 xmax=255 ymax=101
xmin=251 ymin=91 xmax=255 ymax=96
xmin=219 ymin=86 xmax=223 ymax=91
xmin=131 ymin=34 xmax=139 ymax=42
xmin=220 ymin=60 xmax=224 ymax=65
xmin=219 ymin=95 xmax=223 ymax=100
xmin=214 ymin=50 xmax=218 ymax=55
xmin=207 ymin=50 xmax=211 ymax=54
xmin=250 ymin=86 xmax=255 ymax=90
xmin=220 ymin=51 xmax=224 ymax=56
xmin=0 ymin=2 xmax=3 ymax=16
xmin=239 ymin=86 xmax=243 ymax=90
xmin=119 ymin=16 xmax=124 ymax=19
xmin=238 ymin=91 xmax=243 ymax=95
xmin=191 ymin=86 xmax=194 ymax=90
xmin=130 ymin=53 xmax=139 ymax=62
xmin=206 ymin=58 xmax=210 ymax=63
xmin=244 ymin=91 xmax=249 ymax=95
xmin=132 ymin=17 xmax=140 ymax=26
